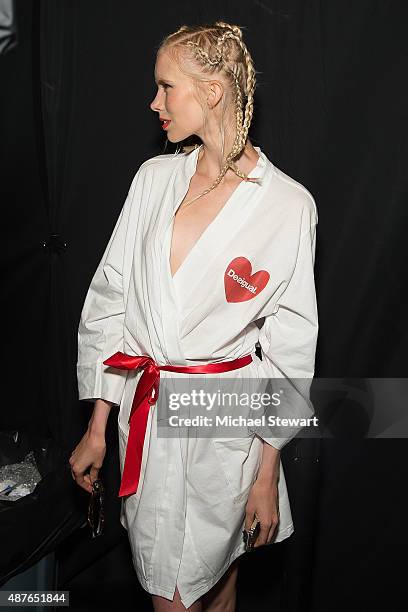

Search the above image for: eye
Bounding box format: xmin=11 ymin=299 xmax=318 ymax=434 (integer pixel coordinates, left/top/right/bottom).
xmin=154 ymin=82 xmax=172 ymax=95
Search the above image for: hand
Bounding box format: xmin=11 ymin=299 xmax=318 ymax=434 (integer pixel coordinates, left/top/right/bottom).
xmin=69 ymin=429 xmax=106 ymax=494
xmin=244 ymin=477 xmax=280 ymax=547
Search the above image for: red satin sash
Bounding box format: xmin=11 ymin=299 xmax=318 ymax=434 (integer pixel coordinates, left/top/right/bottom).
xmin=102 ymin=351 xmax=253 ymax=497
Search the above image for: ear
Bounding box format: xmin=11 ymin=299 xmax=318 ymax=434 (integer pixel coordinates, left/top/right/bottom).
xmin=207 ymin=80 xmax=224 ymax=109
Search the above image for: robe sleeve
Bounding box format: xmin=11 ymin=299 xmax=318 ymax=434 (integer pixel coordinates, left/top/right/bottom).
xmin=251 ymin=200 xmax=319 ymax=450
xmin=76 ymin=173 xmax=139 ymax=406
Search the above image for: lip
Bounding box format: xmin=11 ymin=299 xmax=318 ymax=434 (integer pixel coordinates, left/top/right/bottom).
xmin=161 ymin=118 xmax=171 ymax=130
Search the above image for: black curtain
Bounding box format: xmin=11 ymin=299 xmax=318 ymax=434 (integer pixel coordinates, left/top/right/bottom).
xmin=1 ymin=1 xmax=406 ymax=610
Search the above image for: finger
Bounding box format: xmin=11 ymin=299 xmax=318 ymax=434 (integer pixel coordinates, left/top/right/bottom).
xmin=79 ymin=474 xmax=92 ymax=493
xmin=245 ymin=510 xmax=256 ymax=532
xmin=89 ymin=467 xmax=99 ymax=484
xmin=266 ymin=520 xmax=278 ymax=544
xmin=266 ymin=504 xmax=280 ymax=543
xmin=72 ymin=471 xmax=91 ymax=493
xmin=254 ymin=523 xmax=271 ymax=547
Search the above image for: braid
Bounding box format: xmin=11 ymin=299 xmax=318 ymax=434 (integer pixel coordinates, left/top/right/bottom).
xmin=159 ymin=22 xmax=260 ymax=207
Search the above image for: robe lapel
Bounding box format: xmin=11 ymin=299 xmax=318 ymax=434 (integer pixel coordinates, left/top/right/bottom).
xmin=157 ymin=146 xmax=203 ymax=364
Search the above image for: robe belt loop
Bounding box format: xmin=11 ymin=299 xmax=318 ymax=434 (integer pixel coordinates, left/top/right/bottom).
xmin=103 ymin=351 xmax=253 ymax=498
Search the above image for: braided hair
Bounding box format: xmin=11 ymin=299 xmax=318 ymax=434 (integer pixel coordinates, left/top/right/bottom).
xmin=157 ymin=22 xmax=261 ymax=207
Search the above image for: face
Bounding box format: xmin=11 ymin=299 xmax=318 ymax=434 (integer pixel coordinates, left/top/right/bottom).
xmin=150 ymin=50 xmax=208 ymax=142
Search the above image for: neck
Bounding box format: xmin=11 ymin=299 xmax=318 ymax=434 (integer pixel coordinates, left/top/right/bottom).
xmin=196 ymin=139 xmax=258 ymax=183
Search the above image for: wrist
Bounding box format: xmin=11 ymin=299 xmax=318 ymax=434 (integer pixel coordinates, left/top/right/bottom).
xmin=87 ymin=417 xmax=107 ymax=438
xmin=87 ymin=398 xmax=112 ymax=437
xmin=257 ymin=441 xmax=280 ymax=483
xmin=256 ymin=466 xmax=279 ymax=485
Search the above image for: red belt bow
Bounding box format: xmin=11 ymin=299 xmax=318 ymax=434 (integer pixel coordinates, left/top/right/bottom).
xmin=102 ymin=352 xmax=253 ymax=498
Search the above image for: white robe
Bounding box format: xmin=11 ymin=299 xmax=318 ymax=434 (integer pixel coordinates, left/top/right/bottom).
xmin=77 ymin=144 xmax=318 ymax=608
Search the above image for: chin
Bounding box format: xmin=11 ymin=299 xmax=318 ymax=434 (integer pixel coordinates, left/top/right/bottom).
xmin=167 ymin=133 xmax=189 ymax=144
xmin=172 ymin=126 xmax=199 ymax=139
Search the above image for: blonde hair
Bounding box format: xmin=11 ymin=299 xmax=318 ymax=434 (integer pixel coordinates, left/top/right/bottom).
xmin=157 ymin=21 xmax=261 ymax=206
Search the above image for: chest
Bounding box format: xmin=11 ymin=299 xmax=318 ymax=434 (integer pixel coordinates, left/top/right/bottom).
xmin=169 ymin=174 xmax=242 ymax=278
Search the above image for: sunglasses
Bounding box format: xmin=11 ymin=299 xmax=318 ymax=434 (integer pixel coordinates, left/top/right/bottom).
xmin=87 ymin=479 xmax=105 ymax=538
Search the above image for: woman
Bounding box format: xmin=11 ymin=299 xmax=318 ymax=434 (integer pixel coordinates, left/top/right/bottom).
xmin=70 ymin=21 xmax=318 ymax=612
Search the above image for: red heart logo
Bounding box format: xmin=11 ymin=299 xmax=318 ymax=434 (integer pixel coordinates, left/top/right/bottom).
xmin=224 ymin=257 xmax=270 ymax=303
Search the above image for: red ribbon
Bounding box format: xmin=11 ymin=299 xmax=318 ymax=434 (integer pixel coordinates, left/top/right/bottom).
xmin=102 ymin=351 xmax=253 ymax=497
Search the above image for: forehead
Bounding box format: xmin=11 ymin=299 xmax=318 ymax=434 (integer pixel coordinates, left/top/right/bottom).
xmin=154 ymin=49 xmax=182 ymax=80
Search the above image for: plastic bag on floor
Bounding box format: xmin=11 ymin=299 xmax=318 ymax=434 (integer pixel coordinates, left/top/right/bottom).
xmin=0 ymin=449 xmax=42 ymax=500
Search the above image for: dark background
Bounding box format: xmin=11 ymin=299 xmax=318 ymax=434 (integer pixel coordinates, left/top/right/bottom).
xmin=0 ymin=0 xmax=407 ymax=610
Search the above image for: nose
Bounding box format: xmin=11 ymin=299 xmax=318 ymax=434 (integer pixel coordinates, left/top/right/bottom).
xmin=150 ymin=88 xmax=163 ymax=113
